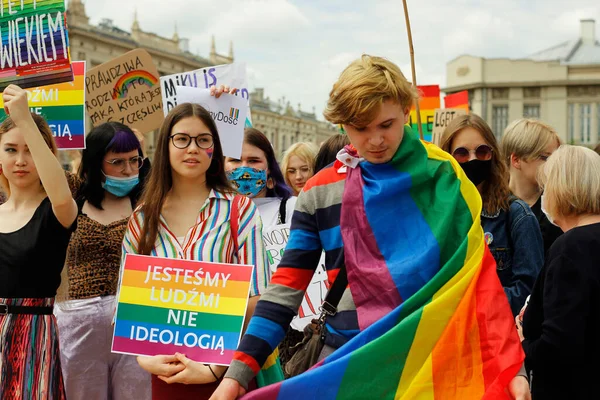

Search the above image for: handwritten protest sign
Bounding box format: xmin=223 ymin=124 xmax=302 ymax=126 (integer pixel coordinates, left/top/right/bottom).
xmin=0 ymin=0 xmax=73 ymax=91
xmin=85 ymin=49 xmax=162 ymax=133
xmin=112 ymin=254 xmax=253 ymax=365
xmin=0 ymin=61 xmax=86 ymax=149
xmin=176 ymin=86 xmax=248 ymax=159
xmin=432 ymin=108 xmax=467 ymax=146
xmin=409 ymin=85 xmax=440 ymax=142
xmin=263 ymin=224 xmax=328 ymax=331
xmin=160 ymin=62 xmax=251 ymax=127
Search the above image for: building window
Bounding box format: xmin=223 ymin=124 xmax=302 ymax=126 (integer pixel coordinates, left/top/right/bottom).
xmin=491 ymin=88 xmax=509 ymax=100
xmin=568 ymin=103 xmax=575 ymax=143
xmin=282 ymin=135 xmax=287 ymax=152
xmin=597 ymin=103 xmax=600 ymax=144
xmin=492 ymin=105 xmax=509 ymax=137
xmin=580 ymin=103 xmax=592 ymax=144
xmin=523 ymin=88 xmax=541 ymax=99
xmin=523 ymin=104 xmax=540 ymax=119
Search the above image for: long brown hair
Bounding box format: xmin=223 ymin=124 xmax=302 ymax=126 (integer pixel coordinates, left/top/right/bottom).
xmin=137 ymin=103 xmax=233 ymax=255
xmin=441 ymin=114 xmax=510 ymax=214
xmin=0 ymin=113 xmax=57 ymax=197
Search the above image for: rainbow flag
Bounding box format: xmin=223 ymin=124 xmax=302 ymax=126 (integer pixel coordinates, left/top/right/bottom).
xmin=0 ymin=61 xmax=85 ymax=149
xmin=410 ymin=85 xmax=440 ymax=142
xmin=243 ymin=126 xmax=523 ymax=399
xmin=445 ymin=90 xmax=469 ymax=112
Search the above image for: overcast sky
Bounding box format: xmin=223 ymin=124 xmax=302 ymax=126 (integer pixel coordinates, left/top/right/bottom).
xmin=85 ymin=0 xmax=600 ymax=120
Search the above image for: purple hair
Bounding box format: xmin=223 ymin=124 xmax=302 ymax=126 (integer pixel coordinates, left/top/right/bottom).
xmin=106 ymin=130 xmax=141 ymax=153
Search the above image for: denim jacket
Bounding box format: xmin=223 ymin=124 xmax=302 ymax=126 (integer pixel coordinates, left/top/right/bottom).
xmin=481 ymin=199 xmax=544 ymax=316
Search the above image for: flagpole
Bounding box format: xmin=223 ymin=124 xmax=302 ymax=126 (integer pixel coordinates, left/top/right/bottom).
xmin=402 ymin=0 xmax=423 ymax=140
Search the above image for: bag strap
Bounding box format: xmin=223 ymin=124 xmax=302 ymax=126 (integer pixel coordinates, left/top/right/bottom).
xmin=277 ymin=197 xmax=289 ymax=225
xmin=320 ymin=262 xmax=347 ymax=318
xmin=230 ymin=195 xmax=242 ymax=255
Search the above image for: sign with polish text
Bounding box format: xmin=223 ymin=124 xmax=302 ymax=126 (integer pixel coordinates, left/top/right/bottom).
xmin=112 ymin=254 xmax=253 ymax=366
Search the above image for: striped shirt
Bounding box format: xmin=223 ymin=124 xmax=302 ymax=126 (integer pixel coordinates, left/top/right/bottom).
xmin=225 ymin=160 xmax=357 ymax=388
xmin=121 ymin=190 xmax=269 ymax=297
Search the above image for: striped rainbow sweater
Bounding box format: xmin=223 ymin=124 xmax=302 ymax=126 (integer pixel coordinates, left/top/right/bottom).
xmin=225 ymin=161 xmax=356 ymax=388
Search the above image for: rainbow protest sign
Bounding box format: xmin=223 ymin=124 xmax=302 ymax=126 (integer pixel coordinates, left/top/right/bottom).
xmin=409 ymin=85 xmax=440 ymax=142
xmin=0 ymin=0 xmax=73 ymax=91
xmin=111 ymin=70 xmax=158 ymax=100
xmin=0 ymin=61 xmax=85 ymax=149
xmin=112 ymin=254 xmax=253 ymax=365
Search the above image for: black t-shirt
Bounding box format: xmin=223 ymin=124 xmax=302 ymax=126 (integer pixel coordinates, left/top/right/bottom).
xmin=530 ymin=195 xmax=563 ymax=257
xmin=522 ymin=222 xmax=600 ymax=399
xmin=0 ymin=197 xmax=76 ymax=298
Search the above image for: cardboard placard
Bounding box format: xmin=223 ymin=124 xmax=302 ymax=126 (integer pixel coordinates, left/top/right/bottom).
xmin=0 ymin=0 xmax=73 ymax=91
xmin=85 ymin=49 xmax=162 ymax=133
xmin=432 ymin=108 xmax=467 ymax=146
xmin=160 ymin=62 xmax=251 ymax=127
xmin=175 ymin=86 xmax=248 ymax=159
xmin=0 ymin=61 xmax=86 ymax=150
xmin=112 ymin=254 xmax=254 ymax=365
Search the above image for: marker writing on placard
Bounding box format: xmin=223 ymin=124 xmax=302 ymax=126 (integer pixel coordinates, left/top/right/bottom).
xmin=0 ymin=10 xmax=68 ymax=68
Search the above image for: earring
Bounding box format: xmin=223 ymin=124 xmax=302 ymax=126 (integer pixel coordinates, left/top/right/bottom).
xmin=266 ymin=177 xmax=274 ymax=189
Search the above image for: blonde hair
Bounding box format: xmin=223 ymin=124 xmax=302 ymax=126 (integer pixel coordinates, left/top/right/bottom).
xmin=281 ymin=142 xmax=318 ymax=188
xmin=0 ymin=113 xmax=57 ymax=198
xmin=441 ymin=114 xmax=510 ymax=214
xmin=538 ymin=145 xmax=600 ymax=218
xmin=323 ymin=54 xmax=419 ymax=128
xmin=501 ymin=118 xmax=561 ymax=166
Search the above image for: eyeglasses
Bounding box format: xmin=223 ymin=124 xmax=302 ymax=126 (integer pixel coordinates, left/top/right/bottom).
xmin=452 ymin=144 xmax=493 ymax=164
xmin=104 ymin=156 xmax=144 ymax=171
xmin=170 ymin=133 xmax=214 ymax=150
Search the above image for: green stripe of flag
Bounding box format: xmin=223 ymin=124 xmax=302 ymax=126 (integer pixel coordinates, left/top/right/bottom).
xmin=116 ymin=303 xmax=245 ymax=333
xmin=0 ymin=105 xmax=84 ymax=121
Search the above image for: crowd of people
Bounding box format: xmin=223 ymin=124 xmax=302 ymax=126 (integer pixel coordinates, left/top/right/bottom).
xmin=0 ymin=54 xmax=599 ymax=400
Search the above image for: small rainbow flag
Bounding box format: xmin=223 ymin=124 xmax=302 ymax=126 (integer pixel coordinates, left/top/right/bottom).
xmin=111 ymin=70 xmax=159 ymax=100
xmin=0 ymin=61 xmax=86 ymax=150
xmin=229 ymin=107 xmax=240 ymax=120
xmin=242 ymin=126 xmax=523 ymax=399
xmin=410 ymin=85 xmax=440 ymax=142
xmin=445 ymin=90 xmax=469 ymax=112
xmin=112 ymin=254 xmax=253 ymax=365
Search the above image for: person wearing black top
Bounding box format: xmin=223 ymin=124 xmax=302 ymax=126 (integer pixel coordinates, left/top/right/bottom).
xmin=502 ymin=118 xmax=562 ymax=256
xmin=517 ymin=145 xmax=600 ymax=399
xmin=0 ymin=85 xmax=78 ymax=399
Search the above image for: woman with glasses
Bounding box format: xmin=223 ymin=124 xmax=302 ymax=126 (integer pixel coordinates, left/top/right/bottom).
xmin=54 ymin=121 xmax=151 ymax=400
xmin=123 ymin=100 xmax=269 ymax=399
xmin=441 ymin=114 xmax=544 ymax=316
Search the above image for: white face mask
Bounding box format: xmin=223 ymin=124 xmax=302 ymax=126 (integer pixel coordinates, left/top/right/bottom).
xmin=541 ymin=194 xmax=559 ymax=227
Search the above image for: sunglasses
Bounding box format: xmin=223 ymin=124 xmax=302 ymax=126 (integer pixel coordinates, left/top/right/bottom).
xmin=452 ymin=144 xmax=493 ymax=164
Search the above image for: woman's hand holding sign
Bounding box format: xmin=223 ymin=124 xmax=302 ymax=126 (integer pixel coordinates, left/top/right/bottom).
xmin=136 ymin=355 xmax=185 ymax=377
xmin=210 ymin=85 xmax=238 ymax=98
xmin=156 ymin=353 xmax=224 ymax=385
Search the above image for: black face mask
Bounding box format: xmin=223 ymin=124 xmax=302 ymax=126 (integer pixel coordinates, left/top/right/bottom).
xmin=460 ymin=159 xmax=492 ymax=186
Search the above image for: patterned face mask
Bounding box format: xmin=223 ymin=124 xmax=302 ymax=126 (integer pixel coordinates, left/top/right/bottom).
xmin=227 ymin=166 xmax=268 ymax=198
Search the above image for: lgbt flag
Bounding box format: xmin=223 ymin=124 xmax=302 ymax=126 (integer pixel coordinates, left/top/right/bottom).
xmin=0 ymin=61 xmax=85 ymax=149
xmin=243 ymin=126 xmax=524 ymax=399
xmin=445 ymin=90 xmax=469 ymax=112
xmin=0 ymin=0 xmax=73 ymax=91
xmin=112 ymin=254 xmax=253 ymax=365
xmin=409 ymin=85 xmax=440 ymax=142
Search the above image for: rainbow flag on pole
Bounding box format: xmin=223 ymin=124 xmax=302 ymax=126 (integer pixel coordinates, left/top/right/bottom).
xmin=243 ymin=126 xmax=523 ymax=399
xmin=445 ymin=90 xmax=469 ymax=112
xmin=409 ymin=85 xmax=440 ymax=142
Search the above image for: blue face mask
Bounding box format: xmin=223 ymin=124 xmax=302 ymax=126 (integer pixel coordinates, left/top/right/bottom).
xmin=102 ymin=174 xmax=139 ymax=197
xmin=227 ymin=166 xmax=267 ymax=198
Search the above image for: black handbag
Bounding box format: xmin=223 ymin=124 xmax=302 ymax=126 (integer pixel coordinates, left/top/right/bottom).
xmin=284 ymin=264 xmax=348 ymax=377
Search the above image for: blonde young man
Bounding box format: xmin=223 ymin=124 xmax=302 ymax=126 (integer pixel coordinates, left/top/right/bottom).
xmin=502 ymin=119 xmax=563 ymax=255
xmin=211 ymin=55 xmax=529 ymax=400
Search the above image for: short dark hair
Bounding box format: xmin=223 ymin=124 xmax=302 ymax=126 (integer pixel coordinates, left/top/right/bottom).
xmin=77 ymin=122 xmax=142 ymax=209
xmin=314 ymin=134 xmax=350 ymax=173
xmin=244 ymin=128 xmax=292 ymax=200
